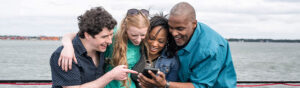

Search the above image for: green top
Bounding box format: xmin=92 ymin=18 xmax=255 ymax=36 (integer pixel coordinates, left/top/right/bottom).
xmin=104 ymin=28 xmax=141 ymax=88
xmin=126 ymin=40 xmax=141 ymax=69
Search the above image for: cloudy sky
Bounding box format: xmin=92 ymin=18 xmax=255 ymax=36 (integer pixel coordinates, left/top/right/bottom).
xmin=1 ymin=0 xmax=299 ymax=39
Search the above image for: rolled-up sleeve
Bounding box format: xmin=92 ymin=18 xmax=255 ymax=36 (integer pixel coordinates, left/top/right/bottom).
xmin=50 ymin=48 xmax=82 ymax=87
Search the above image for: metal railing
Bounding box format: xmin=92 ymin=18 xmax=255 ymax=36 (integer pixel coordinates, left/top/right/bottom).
xmin=1 ymin=80 xmax=300 ymax=83
xmin=1 ymin=80 xmax=300 ymax=87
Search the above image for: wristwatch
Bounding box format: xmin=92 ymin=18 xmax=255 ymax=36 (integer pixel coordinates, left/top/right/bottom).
xmin=165 ymin=81 xmax=170 ymax=88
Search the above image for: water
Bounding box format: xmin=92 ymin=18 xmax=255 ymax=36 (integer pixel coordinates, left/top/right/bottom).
xmin=230 ymin=42 xmax=300 ymax=81
xmin=0 ymin=40 xmax=299 ymax=88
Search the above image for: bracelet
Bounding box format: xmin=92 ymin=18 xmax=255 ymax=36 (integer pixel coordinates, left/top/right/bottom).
xmin=165 ymin=81 xmax=170 ymax=88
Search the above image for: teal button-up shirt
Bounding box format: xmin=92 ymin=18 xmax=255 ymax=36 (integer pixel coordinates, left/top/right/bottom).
xmin=178 ymin=22 xmax=237 ymax=88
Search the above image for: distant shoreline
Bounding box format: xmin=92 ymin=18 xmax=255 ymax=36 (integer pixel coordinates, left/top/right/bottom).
xmin=227 ymin=38 xmax=300 ymax=43
xmin=1 ymin=35 xmax=300 ymax=43
xmin=0 ymin=35 xmax=61 ymax=41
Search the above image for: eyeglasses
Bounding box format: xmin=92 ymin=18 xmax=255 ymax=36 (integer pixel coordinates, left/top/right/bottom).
xmin=127 ymin=9 xmax=149 ymax=17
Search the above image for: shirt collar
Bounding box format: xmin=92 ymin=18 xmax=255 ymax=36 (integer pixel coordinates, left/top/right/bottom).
xmin=72 ymin=34 xmax=87 ymax=55
xmin=178 ymin=22 xmax=201 ymax=55
xmin=159 ymin=48 xmax=168 ymax=58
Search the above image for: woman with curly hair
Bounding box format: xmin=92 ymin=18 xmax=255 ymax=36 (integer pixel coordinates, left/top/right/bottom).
xmin=58 ymin=8 xmax=150 ymax=88
xmin=132 ymin=14 xmax=180 ymax=88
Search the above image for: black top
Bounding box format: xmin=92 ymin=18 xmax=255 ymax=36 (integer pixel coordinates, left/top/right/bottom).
xmin=50 ymin=35 xmax=105 ymax=88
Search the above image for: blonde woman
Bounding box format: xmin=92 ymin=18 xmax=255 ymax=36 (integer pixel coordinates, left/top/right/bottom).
xmin=58 ymin=9 xmax=150 ymax=88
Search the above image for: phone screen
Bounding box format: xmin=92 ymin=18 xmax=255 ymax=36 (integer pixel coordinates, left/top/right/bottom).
xmin=142 ymin=68 xmax=159 ymax=79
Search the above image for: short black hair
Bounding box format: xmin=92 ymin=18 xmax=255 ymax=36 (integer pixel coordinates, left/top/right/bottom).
xmin=148 ymin=13 xmax=177 ymax=57
xmin=77 ymin=6 xmax=117 ymax=38
xmin=170 ymin=2 xmax=196 ymax=21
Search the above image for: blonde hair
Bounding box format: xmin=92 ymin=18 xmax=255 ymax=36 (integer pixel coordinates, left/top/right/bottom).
xmin=112 ymin=11 xmax=150 ymax=88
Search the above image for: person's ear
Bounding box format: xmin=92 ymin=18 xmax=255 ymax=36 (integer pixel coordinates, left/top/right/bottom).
xmin=84 ymin=32 xmax=91 ymax=40
xmin=192 ymin=20 xmax=197 ymax=29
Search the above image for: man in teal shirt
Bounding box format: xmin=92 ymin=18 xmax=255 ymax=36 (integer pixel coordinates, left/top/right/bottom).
xmin=138 ymin=2 xmax=237 ymax=88
xmin=167 ymin=2 xmax=237 ymax=88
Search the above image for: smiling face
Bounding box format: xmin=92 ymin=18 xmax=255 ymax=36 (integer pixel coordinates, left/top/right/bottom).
xmin=147 ymin=26 xmax=168 ymax=55
xmin=126 ymin=26 xmax=148 ymax=45
xmin=168 ymin=15 xmax=196 ymax=46
xmin=87 ymin=27 xmax=113 ymax=52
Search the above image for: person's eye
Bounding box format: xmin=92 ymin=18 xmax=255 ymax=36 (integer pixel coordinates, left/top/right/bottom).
xmin=101 ymin=35 xmax=108 ymax=38
xmin=159 ymin=40 xmax=165 ymax=43
xmin=149 ymin=37 xmax=155 ymax=40
xmin=177 ymin=27 xmax=184 ymax=31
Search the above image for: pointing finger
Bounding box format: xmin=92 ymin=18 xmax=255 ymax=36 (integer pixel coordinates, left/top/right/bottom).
xmin=124 ymin=69 xmax=138 ymax=74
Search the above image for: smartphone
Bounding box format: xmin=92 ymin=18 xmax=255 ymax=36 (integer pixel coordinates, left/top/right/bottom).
xmin=142 ymin=68 xmax=159 ymax=79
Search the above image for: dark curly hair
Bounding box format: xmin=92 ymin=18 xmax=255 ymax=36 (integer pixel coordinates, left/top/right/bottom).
xmin=147 ymin=13 xmax=178 ymax=58
xmin=77 ymin=6 xmax=117 ymax=38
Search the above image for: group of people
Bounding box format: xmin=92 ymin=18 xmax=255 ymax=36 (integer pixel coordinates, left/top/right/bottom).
xmin=50 ymin=2 xmax=237 ymax=88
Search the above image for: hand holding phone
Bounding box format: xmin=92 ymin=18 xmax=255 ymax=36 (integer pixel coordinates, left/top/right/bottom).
xmin=142 ymin=67 xmax=159 ymax=79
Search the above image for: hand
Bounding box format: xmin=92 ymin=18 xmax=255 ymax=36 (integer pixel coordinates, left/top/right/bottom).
xmin=58 ymin=46 xmax=78 ymax=72
xmin=137 ymin=73 xmax=155 ymax=88
xmin=109 ymin=65 xmax=138 ymax=80
xmin=138 ymin=71 xmax=167 ymax=88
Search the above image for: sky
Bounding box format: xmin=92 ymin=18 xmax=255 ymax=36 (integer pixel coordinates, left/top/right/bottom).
xmin=0 ymin=0 xmax=300 ymax=39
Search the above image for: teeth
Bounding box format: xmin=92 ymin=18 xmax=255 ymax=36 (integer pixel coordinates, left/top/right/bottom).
xmin=175 ymin=36 xmax=181 ymax=40
xmin=101 ymin=44 xmax=107 ymax=48
xmin=150 ymin=46 xmax=157 ymax=51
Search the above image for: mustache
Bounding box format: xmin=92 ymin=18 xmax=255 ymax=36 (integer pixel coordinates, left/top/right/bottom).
xmin=174 ymin=35 xmax=182 ymax=38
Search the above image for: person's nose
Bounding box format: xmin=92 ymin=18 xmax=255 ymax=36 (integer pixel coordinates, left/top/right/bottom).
xmin=136 ymin=36 xmax=142 ymax=44
xmin=107 ymin=35 xmax=113 ymax=45
xmin=170 ymin=30 xmax=179 ymax=37
xmin=151 ymin=41 xmax=158 ymax=47
xmin=141 ymin=35 xmax=146 ymax=40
